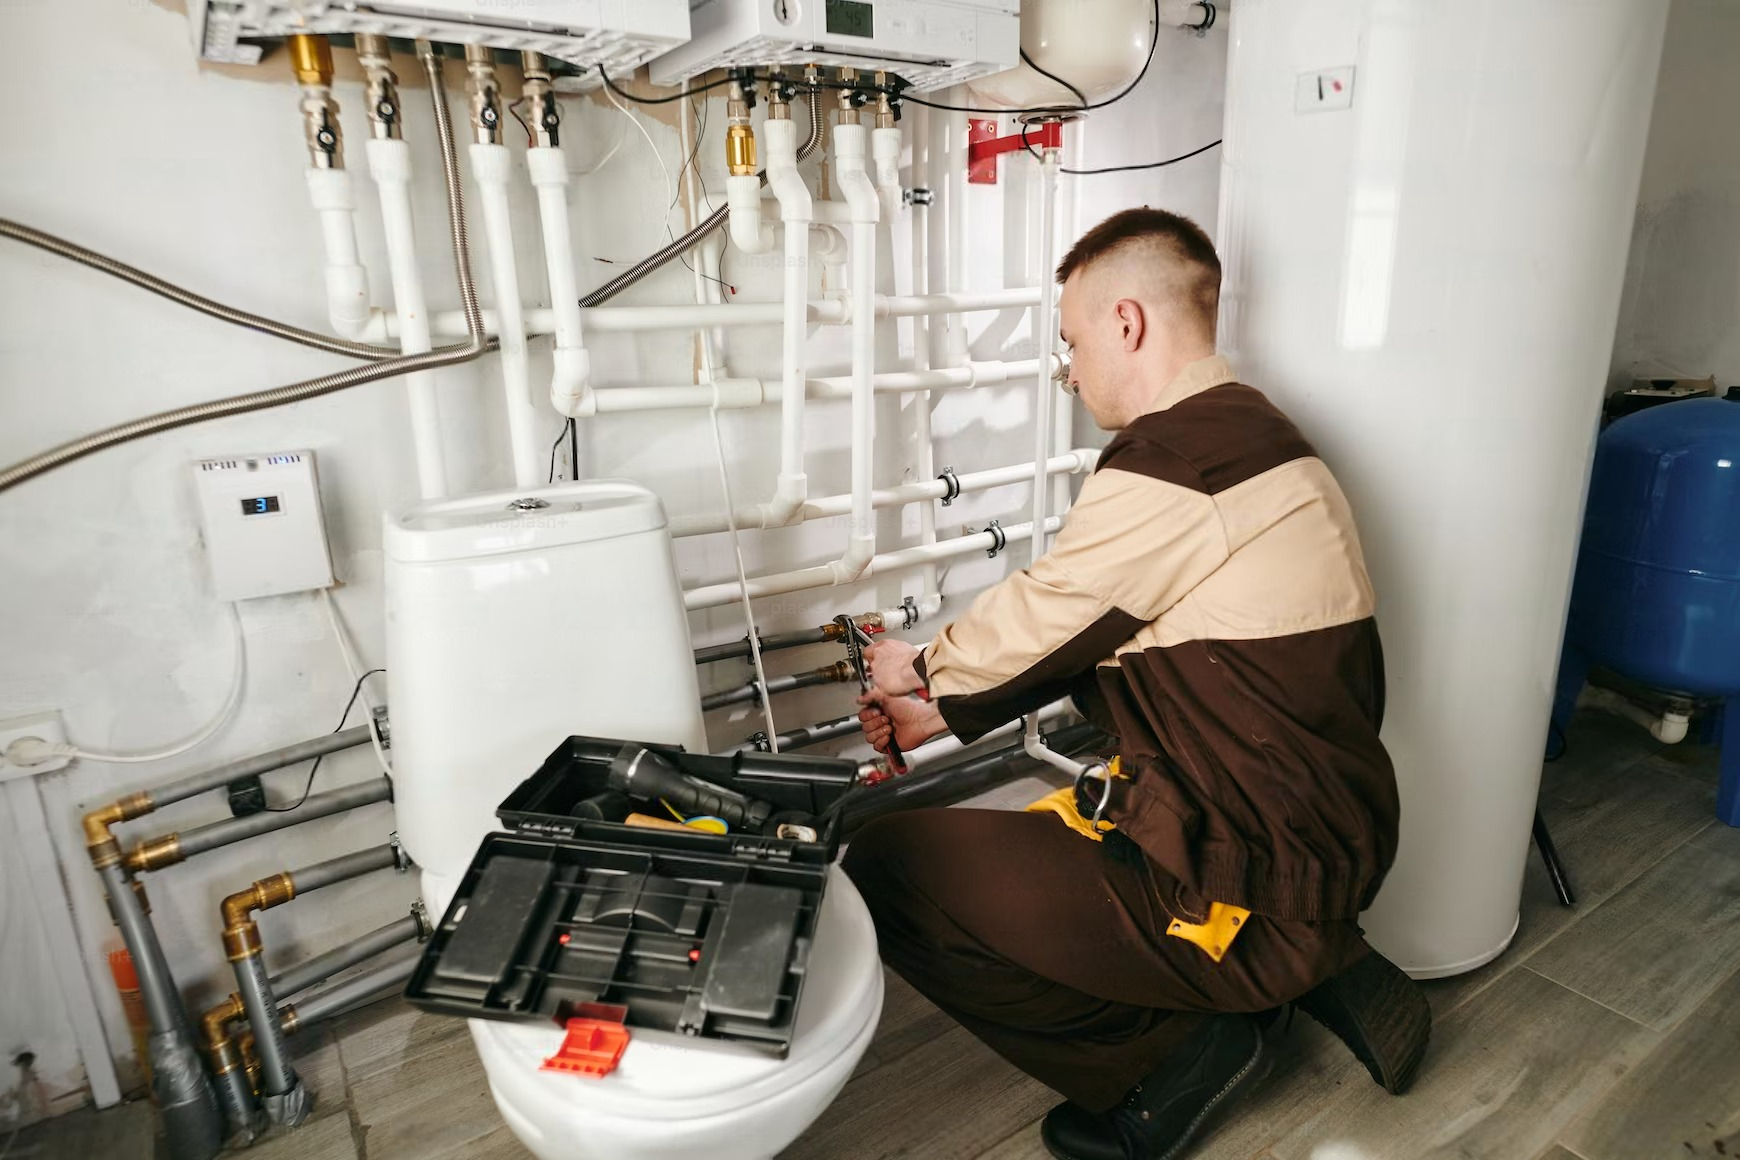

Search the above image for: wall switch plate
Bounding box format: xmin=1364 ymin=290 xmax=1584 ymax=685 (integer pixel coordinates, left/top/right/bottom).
xmin=0 ymin=711 xmax=69 ymax=781
xmin=1296 ymin=66 xmax=1356 ymax=114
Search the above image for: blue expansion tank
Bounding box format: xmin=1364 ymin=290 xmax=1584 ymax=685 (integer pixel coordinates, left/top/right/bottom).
xmin=1564 ymin=394 xmax=1740 ymax=825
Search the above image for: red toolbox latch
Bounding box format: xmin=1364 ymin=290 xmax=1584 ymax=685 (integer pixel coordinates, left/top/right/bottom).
xmin=542 ymin=1003 xmax=631 ymax=1078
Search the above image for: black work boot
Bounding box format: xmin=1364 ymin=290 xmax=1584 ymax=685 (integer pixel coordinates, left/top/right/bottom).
xmin=1040 ymin=1014 xmax=1270 ymax=1160
xmin=1295 ymin=944 xmax=1431 ymax=1094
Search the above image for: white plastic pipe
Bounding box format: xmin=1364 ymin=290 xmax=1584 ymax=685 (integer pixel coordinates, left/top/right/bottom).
xmin=471 ymin=143 xmax=542 ymax=487
xmin=1022 ymin=147 xmax=1077 ymax=777
xmin=925 ymin=108 xmax=951 ymax=371
xmin=684 ymin=516 xmax=1063 ymax=610
xmin=760 ymin=116 xmax=815 ymax=528
xmin=945 ymin=105 xmax=971 ymax=366
xmin=306 ymin=168 xmax=371 ymax=339
xmin=355 ymin=289 xmax=1043 ymax=342
xmin=670 ymin=451 xmax=1097 ymax=537
xmin=906 ymin=697 xmax=1075 ymax=769
xmin=585 ymin=359 xmax=1049 ymax=413
xmin=367 ymin=137 xmax=449 ymax=499
xmin=728 ymin=171 xmax=776 ymax=254
xmin=872 ymin=125 xmax=903 ymax=221
xmin=1580 ymin=686 xmax=1692 ymax=745
xmin=833 ymin=121 xmax=882 ymax=584
xmin=527 ymin=146 xmax=593 ymax=419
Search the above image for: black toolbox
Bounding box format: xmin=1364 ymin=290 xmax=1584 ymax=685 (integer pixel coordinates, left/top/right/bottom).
xmin=405 ymin=735 xmax=860 ymax=1058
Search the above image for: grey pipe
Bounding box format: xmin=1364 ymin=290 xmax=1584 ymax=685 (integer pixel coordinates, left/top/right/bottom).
xmin=0 ymin=49 xmax=488 ymax=494
xmin=695 ymin=625 xmax=837 ymax=666
xmin=286 ymin=955 xmax=417 ymax=1028
xmin=148 ymin=725 xmax=374 ymax=812
xmin=272 ymin=910 xmax=425 ymax=999
xmin=703 ymin=667 xmax=846 ymax=711
xmin=234 ymin=953 xmax=308 ymax=1126
xmin=213 ymin=1063 xmax=263 ymax=1147
xmin=734 ymin=714 xmax=860 ymax=753
xmin=291 ymin=843 xmax=399 ymax=893
xmin=98 ymin=862 xmax=223 ymax=1160
xmin=178 ymin=778 xmax=392 ymax=859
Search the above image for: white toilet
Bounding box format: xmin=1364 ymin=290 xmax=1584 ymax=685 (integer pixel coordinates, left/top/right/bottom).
xmin=386 ymin=481 xmax=884 ymax=1160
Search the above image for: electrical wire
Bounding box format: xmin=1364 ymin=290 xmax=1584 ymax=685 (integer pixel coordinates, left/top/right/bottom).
xmin=1062 ymin=137 xmax=1222 ymax=175
xmin=1019 ymin=48 xmax=1087 ymax=113
xmin=52 ymin=602 xmax=247 ymax=764
xmin=597 ymin=67 xmax=741 ymax=104
xmin=266 ymin=668 xmax=385 ymax=812
xmin=318 ymin=587 xmax=391 ymax=776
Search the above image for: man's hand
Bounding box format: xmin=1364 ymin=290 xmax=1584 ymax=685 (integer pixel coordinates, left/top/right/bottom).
xmin=857 ymin=693 xmax=947 ymax=755
xmin=865 ymin=638 xmax=926 ymax=697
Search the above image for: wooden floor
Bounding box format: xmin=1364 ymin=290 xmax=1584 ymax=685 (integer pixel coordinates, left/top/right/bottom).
xmin=10 ymin=709 xmax=1738 ymax=1160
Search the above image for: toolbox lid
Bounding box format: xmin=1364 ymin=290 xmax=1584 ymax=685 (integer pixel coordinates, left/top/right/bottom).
xmin=468 ymin=864 xmax=883 ymax=1121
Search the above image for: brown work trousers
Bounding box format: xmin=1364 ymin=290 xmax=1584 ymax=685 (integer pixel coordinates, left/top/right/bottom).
xmin=840 ymin=808 xmax=1368 ymax=1111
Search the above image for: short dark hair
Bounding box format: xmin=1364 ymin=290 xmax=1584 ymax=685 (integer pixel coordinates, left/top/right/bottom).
xmin=1055 ymin=208 xmax=1222 ymax=333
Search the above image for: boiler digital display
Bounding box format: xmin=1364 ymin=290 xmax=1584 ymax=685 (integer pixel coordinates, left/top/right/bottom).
xmin=240 ymin=495 xmax=282 ymax=517
xmin=825 ymin=0 xmax=874 ymax=38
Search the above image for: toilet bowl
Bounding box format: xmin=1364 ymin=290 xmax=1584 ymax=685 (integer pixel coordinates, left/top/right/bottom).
xmin=425 ymin=865 xmax=884 ymax=1160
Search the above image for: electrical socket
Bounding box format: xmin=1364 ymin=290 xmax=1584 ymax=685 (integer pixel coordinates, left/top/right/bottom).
xmin=0 ymin=711 xmax=70 ymax=781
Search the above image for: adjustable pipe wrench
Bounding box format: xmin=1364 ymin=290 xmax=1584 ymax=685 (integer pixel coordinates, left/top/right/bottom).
xmin=835 ymin=614 xmax=909 ymax=778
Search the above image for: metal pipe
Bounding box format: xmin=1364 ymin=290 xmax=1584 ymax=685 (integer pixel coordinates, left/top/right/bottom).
xmin=694 ymin=623 xmax=849 ymax=666
xmin=282 ymin=956 xmax=418 ymax=1031
xmin=98 ymin=862 xmax=224 ymax=1160
xmin=156 ymin=777 xmax=392 ymax=865
xmin=200 ymin=994 xmax=264 ymax=1145
xmin=736 ymin=714 xmax=861 ymax=753
xmin=271 ymin=909 xmax=427 ymax=999
xmin=702 ymin=662 xmax=854 ymax=711
xmin=0 ymin=46 xmax=488 ymax=494
xmin=160 ymin=726 xmax=374 ymax=814
xmin=836 ymin=721 xmax=1105 ymax=838
xmin=219 ymin=842 xmax=400 ymax=1125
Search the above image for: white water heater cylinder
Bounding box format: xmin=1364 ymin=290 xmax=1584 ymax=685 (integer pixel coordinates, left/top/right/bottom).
xmin=1216 ymin=0 xmax=1669 ymax=975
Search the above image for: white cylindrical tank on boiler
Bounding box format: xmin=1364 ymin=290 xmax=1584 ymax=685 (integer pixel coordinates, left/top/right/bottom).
xmin=383 ymin=480 xmax=709 ymax=903
xmin=1216 ymin=0 xmax=1670 ymax=975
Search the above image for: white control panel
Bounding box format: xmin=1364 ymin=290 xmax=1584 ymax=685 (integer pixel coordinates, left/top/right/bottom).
xmin=193 ymin=451 xmax=335 ymax=603
xmin=649 ymin=0 xmax=1019 ymax=93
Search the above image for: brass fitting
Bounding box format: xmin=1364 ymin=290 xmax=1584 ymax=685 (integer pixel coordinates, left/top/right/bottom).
xmin=202 ymin=994 xmax=248 ymax=1076
xmin=768 ymin=70 xmax=791 ymax=121
xmin=725 ymin=81 xmax=757 ymax=177
xmin=280 ymin=1004 xmax=302 ymax=1038
xmin=816 ymin=660 xmax=855 ymax=683
xmin=84 ymin=792 xmax=153 ymax=869
xmin=875 ymin=73 xmax=896 ymax=129
xmin=354 ymin=34 xmax=401 ymax=142
xmin=837 ymin=67 xmax=861 ymax=125
xmin=287 ymin=35 xmax=333 ymax=89
xmin=122 ymin=832 xmax=184 ymax=874
xmin=465 ymin=44 xmax=502 ymax=145
xmin=221 ymin=873 xmax=296 ymax=962
xmin=520 ymin=52 xmax=559 ymax=148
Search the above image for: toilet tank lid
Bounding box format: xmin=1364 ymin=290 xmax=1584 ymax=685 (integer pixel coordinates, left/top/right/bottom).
xmin=384 ymin=479 xmax=669 ymax=564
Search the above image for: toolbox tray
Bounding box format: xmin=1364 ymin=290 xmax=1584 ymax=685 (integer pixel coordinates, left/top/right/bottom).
xmin=404 ymin=735 xmax=858 ymax=1058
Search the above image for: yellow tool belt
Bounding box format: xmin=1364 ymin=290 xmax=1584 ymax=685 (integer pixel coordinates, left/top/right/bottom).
xmin=1025 ymin=757 xmax=1251 ymax=963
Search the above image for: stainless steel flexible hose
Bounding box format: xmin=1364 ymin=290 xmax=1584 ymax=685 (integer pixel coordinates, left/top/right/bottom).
xmin=0 ymin=47 xmax=486 ymax=494
xmin=0 ymin=218 xmax=403 ymax=361
xmin=581 ymin=91 xmax=825 ymax=306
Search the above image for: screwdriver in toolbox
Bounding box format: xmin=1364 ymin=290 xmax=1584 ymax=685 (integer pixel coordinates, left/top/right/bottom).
xmin=835 ymin=615 xmax=908 ymax=777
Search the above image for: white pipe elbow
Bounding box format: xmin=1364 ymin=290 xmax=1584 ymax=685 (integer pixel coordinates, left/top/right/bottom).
xmin=1023 ymin=719 xmax=1091 ymax=777
xmin=871 ymin=126 xmax=903 ymax=217
xmin=728 ymin=175 xmax=777 ymax=254
xmin=550 ymin=347 xmax=594 ymax=417
xmin=765 ymin=120 xmax=813 ymax=224
xmin=1157 ymin=0 xmax=1214 ymax=27
xmin=830 ymin=534 xmax=878 ymax=584
xmin=834 ymin=124 xmax=880 ymax=224
xmin=757 ymin=472 xmax=810 ymax=528
xmin=307 ymin=168 xmax=371 ymax=339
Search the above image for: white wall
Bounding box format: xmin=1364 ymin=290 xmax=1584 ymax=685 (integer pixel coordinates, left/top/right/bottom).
xmin=1608 ymin=0 xmax=1740 ymax=394
xmin=0 ymin=1 xmax=1226 ymax=1115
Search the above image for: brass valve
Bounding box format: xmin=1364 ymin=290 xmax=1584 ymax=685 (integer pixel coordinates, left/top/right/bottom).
xmin=465 ymin=45 xmax=502 ymax=145
xmin=836 ymin=67 xmax=861 ymax=125
xmin=288 ymin=35 xmax=345 ymax=166
xmin=520 ymin=52 xmax=560 ymax=148
xmin=726 ymin=80 xmax=757 ymax=177
xmin=354 ymin=34 xmax=402 ymax=142
xmin=875 ymin=72 xmax=896 ymax=129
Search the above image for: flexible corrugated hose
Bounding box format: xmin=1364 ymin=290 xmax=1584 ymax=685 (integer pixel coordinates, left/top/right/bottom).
xmin=0 ymin=46 xmax=486 ymax=494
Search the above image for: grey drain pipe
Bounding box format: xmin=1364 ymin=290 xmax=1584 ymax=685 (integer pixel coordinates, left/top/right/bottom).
xmin=282 ymin=955 xmax=418 ymax=1033
xmin=221 ymin=844 xmax=404 ymax=1127
xmin=126 ymin=774 xmax=391 ymax=873
xmin=272 ymin=906 xmax=429 ymax=999
xmin=82 ymin=728 xmax=376 ymax=1160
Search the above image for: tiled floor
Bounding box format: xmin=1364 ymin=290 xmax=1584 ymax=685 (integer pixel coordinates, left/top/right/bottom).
xmin=11 ymin=711 xmax=1739 ymax=1159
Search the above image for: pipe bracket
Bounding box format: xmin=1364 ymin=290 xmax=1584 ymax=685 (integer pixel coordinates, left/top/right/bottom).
xmin=938 ymin=466 xmax=961 ymax=506
xmin=984 ymin=520 xmax=1007 ymax=559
